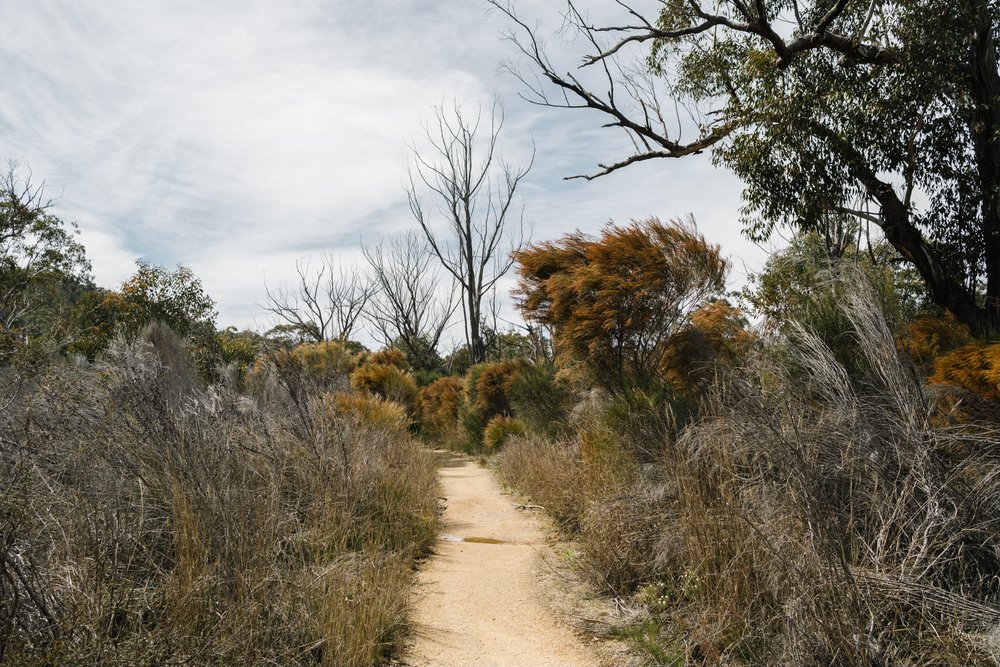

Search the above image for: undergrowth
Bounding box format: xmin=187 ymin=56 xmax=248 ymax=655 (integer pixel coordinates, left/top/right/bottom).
xmin=0 ymin=325 xmax=437 ymax=666
xmin=499 ymin=282 xmax=1000 ymax=666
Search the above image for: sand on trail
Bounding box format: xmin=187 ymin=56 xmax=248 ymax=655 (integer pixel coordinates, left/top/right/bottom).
xmin=403 ymin=451 xmax=602 ymax=667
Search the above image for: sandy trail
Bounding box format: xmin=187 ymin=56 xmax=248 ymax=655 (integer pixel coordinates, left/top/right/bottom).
xmin=403 ymin=452 xmax=601 ymax=667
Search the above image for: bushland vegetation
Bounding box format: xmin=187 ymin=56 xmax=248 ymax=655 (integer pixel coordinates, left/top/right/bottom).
xmin=490 ymin=221 xmax=1000 ymax=666
xmin=1 ymin=327 xmax=437 ymax=666
xmin=0 ymin=169 xmax=438 ymax=666
xmin=8 ymin=2 xmax=1000 ymax=660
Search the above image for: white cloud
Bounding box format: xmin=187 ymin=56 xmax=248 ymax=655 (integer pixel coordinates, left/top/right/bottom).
xmin=0 ymin=0 xmax=771 ymax=332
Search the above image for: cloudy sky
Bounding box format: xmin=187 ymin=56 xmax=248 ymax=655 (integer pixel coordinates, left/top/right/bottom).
xmin=0 ymin=0 xmax=774 ymax=333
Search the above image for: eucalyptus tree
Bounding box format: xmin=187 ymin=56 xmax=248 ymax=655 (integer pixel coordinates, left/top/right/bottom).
xmin=493 ymin=0 xmax=1000 ymax=336
xmin=0 ymin=164 xmax=89 ymax=339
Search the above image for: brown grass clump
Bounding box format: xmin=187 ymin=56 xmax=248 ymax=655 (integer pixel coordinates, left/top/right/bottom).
xmin=325 ymin=391 xmax=411 ymax=434
xmin=0 ymin=328 xmax=437 ymax=666
xmin=498 ymin=435 xmax=589 ymax=530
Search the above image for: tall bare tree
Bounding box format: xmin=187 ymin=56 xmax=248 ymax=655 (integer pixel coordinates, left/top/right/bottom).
xmin=262 ymin=255 xmax=372 ymax=343
xmin=363 ymin=231 xmax=456 ymax=367
xmin=408 ymin=103 xmax=533 ymax=363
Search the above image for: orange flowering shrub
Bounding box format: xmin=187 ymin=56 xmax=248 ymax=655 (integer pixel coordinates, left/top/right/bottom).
xmin=513 ymin=217 xmax=726 ymax=391
xmin=350 ymin=362 xmax=419 ymax=413
xmin=366 ymin=347 xmax=410 ymax=371
xmin=418 ymin=376 xmax=465 ymax=441
xmin=930 ymin=341 xmax=1000 ymax=405
xmin=897 ymin=314 xmax=973 ymax=376
xmin=469 ymin=360 xmax=527 ymax=420
xmin=662 ymin=300 xmax=754 ymax=397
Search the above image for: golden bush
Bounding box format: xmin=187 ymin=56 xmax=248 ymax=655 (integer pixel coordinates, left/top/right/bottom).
xmin=418 ymin=376 xmax=465 ymax=441
xmin=367 ymin=347 xmax=410 ymax=371
xmin=324 ymin=391 xmax=410 ymax=434
xmin=897 ymin=314 xmax=973 ymax=376
xmin=351 ymin=363 xmax=419 ymax=413
xmin=483 ymin=415 xmax=526 ymax=451
xmin=930 ymin=340 xmax=1000 ymax=406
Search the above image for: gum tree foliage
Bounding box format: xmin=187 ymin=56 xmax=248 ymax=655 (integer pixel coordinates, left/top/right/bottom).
xmin=513 ymin=216 xmax=727 ymax=390
xmin=65 ymin=262 xmax=219 ymax=364
xmin=0 ymin=165 xmax=90 ymax=341
xmin=114 ymin=261 xmax=217 ymax=338
xmin=493 ymin=0 xmax=1000 ymax=336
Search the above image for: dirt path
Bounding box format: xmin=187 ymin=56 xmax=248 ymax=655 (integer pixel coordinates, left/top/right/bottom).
xmin=403 ymin=452 xmax=603 ymax=667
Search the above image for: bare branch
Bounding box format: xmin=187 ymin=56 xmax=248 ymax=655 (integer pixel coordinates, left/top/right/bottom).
xmin=408 ymin=101 xmax=531 ymax=363
xmin=262 ymin=256 xmax=373 ymax=343
xmin=363 ymin=231 xmax=456 ymax=356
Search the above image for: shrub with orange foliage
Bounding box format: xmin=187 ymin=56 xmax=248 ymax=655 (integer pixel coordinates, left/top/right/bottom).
xmin=350 ymin=362 xmax=419 ymax=413
xmin=469 ymin=360 xmax=527 ymax=420
xmin=418 ymin=376 xmax=465 ymax=442
xmin=897 ymin=314 xmax=973 ymax=376
xmin=930 ymin=341 xmax=1000 ymax=409
xmin=366 ymin=347 xmax=410 ymax=371
xmin=513 ymin=216 xmax=726 ymax=391
xmin=661 ymin=300 xmax=754 ymax=397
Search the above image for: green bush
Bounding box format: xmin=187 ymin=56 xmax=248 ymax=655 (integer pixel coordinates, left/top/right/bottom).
xmin=508 ymin=363 xmax=574 ymax=438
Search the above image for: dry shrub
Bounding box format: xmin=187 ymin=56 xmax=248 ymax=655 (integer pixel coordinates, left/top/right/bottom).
xmin=324 ymin=391 xmax=411 ymax=435
xmin=255 ymin=339 xmax=359 ymax=384
xmin=498 ymin=435 xmax=588 ymax=530
xmin=482 ymin=415 xmax=525 ymax=451
xmin=350 ymin=362 xmax=419 ymax=414
xmin=0 ymin=329 xmax=437 ymax=666
xmin=417 ymin=376 xmax=465 ymax=447
xmin=299 ymin=339 xmax=363 ymax=377
xmin=366 ymin=347 xmax=410 ymax=371
xmin=500 ymin=426 xmax=660 ymax=595
xmin=651 ymin=282 xmax=1000 ymax=665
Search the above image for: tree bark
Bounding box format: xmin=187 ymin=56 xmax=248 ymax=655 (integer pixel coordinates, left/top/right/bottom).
xmin=967 ymin=0 xmax=1000 ymax=335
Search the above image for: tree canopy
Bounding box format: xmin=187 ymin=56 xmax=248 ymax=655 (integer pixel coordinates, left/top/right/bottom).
xmin=513 ymin=216 xmax=726 ymax=390
xmin=0 ymin=165 xmax=90 ymax=344
xmin=494 ymin=0 xmax=1000 ymax=336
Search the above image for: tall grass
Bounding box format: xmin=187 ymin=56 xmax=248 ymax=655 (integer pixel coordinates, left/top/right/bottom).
xmin=500 ymin=280 xmax=1000 ymax=665
xmin=0 ymin=324 xmax=437 ymax=666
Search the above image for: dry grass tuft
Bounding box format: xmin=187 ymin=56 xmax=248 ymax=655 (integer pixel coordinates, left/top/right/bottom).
xmin=0 ymin=328 xmax=437 ymax=666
